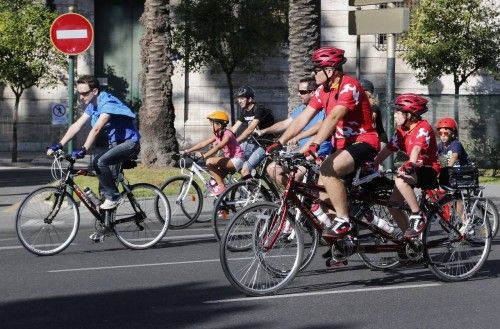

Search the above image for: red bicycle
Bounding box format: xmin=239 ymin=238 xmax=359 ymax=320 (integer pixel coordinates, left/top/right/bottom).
xmin=219 ymin=153 xmax=492 ymax=296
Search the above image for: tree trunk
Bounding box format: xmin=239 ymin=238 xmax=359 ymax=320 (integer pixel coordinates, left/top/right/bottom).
xmin=11 ymin=92 xmax=21 ymax=163
xmin=139 ymin=0 xmax=178 ymax=167
xmin=225 ymin=72 xmax=236 ymax=125
xmin=287 ymin=0 xmax=321 ymax=113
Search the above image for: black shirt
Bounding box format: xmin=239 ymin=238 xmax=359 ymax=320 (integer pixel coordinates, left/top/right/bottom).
xmin=237 ymin=104 xmax=275 ymax=141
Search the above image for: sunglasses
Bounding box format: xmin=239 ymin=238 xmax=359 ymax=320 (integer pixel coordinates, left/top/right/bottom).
xmin=299 ymin=90 xmax=312 ymax=95
xmin=313 ymin=67 xmax=324 ymax=74
xmin=78 ymin=89 xmax=93 ymax=97
xmin=438 ymin=131 xmax=451 ymax=137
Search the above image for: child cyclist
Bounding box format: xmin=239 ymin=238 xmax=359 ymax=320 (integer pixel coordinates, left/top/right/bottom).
xmin=182 ymin=110 xmax=244 ymax=196
xmin=436 ymin=117 xmax=469 ymax=167
xmin=373 ymin=94 xmax=440 ymax=239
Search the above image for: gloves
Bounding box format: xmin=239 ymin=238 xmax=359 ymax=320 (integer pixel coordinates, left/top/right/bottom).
xmin=304 ymin=143 xmax=319 ymax=158
xmin=47 ymin=143 xmax=62 ymax=152
xmin=400 ymin=161 xmax=416 ymax=175
xmin=71 ymin=146 xmax=87 ymax=159
xmin=266 ymin=141 xmax=283 ymax=154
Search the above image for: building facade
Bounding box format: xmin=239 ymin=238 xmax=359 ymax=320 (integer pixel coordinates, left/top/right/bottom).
xmin=0 ymin=0 xmax=498 ymax=152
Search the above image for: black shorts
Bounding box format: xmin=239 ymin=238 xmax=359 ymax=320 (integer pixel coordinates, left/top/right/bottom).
xmin=415 ymin=166 xmax=439 ymax=190
xmin=344 ymin=142 xmax=378 ymax=168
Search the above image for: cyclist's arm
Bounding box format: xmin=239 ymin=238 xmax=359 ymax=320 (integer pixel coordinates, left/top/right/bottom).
xmin=408 ymin=145 xmax=421 ymax=164
xmin=259 ymin=118 xmax=292 ymax=136
xmin=293 ymin=120 xmax=322 ymax=141
xmin=82 ymin=113 xmax=110 ymax=150
xmin=278 ymin=106 xmax=316 ymax=144
xmin=58 ymin=113 xmax=90 ymax=146
xmin=310 ymin=105 xmax=348 ymax=146
xmin=186 ymin=135 xmax=216 ymax=153
xmin=203 ymin=134 xmax=230 ymax=159
xmin=447 ymin=152 xmax=459 ymax=166
xmin=229 ymin=120 xmax=242 ymax=134
xmin=237 ymin=119 xmax=259 ymax=143
xmin=373 ymin=146 xmax=393 ymax=167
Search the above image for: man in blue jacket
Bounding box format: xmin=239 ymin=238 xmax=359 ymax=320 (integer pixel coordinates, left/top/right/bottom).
xmin=47 ymin=75 xmax=141 ymax=216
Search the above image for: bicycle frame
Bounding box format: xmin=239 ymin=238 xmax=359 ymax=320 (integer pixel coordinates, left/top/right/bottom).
xmin=260 ymin=159 xmax=457 ymax=255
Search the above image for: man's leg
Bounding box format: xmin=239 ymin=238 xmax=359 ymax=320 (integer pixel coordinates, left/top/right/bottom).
xmin=240 ymin=142 xmax=258 ymax=177
xmin=94 ymin=141 xmax=140 ymax=202
xmin=241 ymin=146 xmax=265 ymax=177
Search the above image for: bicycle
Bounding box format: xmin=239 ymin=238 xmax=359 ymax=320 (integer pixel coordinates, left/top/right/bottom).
xmin=220 ymin=153 xmax=492 ymax=296
xmin=16 ymin=150 xmax=170 ymax=256
xmin=159 ymin=153 xmax=238 ymax=229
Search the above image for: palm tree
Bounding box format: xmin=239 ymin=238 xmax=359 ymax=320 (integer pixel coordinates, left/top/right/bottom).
xmin=139 ymin=0 xmax=178 ymax=166
xmin=287 ymin=0 xmax=321 ymax=112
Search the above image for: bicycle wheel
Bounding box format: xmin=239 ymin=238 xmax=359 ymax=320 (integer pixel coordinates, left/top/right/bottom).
xmin=212 ymin=179 xmax=272 ymax=241
xmin=16 ymin=186 xmax=79 ymax=256
xmin=480 ymin=198 xmax=498 ymax=237
xmin=357 ymin=204 xmax=400 ymax=270
xmin=220 ymin=202 xmax=303 ymax=296
xmin=295 ymin=213 xmax=319 ymax=272
xmin=114 ymin=183 xmax=170 ymax=249
xmin=424 ymin=195 xmax=491 ymax=281
xmin=160 ymin=176 xmax=201 ymax=229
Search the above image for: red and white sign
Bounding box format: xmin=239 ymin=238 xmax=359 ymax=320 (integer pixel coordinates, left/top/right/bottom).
xmin=50 ymin=13 xmax=94 ymax=55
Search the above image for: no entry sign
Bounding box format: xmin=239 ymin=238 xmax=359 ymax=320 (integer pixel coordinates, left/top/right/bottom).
xmin=50 ymin=13 xmax=94 ymax=55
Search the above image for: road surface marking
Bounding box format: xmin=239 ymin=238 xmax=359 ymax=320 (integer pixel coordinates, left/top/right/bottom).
xmin=204 ymin=283 xmax=442 ymax=304
xmin=48 ymin=258 xmax=221 ymax=273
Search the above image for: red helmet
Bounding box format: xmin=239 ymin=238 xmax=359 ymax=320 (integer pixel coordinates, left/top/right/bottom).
xmin=394 ymin=93 xmax=428 ymax=115
xmin=311 ymin=47 xmax=347 ymax=68
xmin=436 ymin=117 xmax=458 ymax=131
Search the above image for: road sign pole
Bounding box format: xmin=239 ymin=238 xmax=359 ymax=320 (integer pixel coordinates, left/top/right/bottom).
xmin=68 ymin=55 xmax=75 ymax=153
xmin=384 ymin=30 xmax=396 ymax=170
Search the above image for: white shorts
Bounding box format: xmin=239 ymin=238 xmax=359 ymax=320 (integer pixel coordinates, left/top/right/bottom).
xmin=230 ymin=157 xmax=244 ymax=172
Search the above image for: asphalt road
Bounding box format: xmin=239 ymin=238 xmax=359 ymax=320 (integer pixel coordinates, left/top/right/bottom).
xmin=1 ymin=167 xmax=499 ymax=329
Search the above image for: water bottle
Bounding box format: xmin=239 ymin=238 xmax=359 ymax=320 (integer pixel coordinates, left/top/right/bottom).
xmin=84 ymin=187 xmax=101 ymax=206
xmin=367 ymin=211 xmax=394 ymax=234
xmin=311 ymin=203 xmax=330 ymax=226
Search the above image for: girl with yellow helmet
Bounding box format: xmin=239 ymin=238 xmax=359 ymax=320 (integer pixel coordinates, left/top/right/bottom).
xmin=182 ymin=110 xmax=244 ymax=195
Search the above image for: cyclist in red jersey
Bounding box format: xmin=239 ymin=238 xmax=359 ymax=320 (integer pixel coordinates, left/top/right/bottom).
xmin=373 ymin=94 xmax=440 ymax=238
xmin=267 ymin=46 xmax=380 ymax=238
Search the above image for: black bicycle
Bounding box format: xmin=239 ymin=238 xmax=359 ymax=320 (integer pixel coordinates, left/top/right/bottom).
xmin=16 ymin=150 xmax=170 ymax=256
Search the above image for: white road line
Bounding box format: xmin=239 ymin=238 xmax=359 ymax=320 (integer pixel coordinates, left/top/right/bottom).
xmin=204 ymin=283 xmax=442 ymax=304
xmin=48 ymin=258 xmax=221 ymax=273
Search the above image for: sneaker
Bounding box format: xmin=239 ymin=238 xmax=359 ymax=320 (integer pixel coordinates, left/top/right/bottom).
xmin=322 ymin=217 xmax=352 ymax=239
xmin=89 ymin=228 xmax=112 ymax=242
xmin=404 ymin=213 xmax=426 ymax=239
xmin=99 ymin=198 xmax=123 ymax=210
xmin=209 ymin=184 xmax=226 ymax=196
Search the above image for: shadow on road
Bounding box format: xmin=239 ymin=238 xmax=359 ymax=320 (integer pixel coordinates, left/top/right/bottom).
xmin=0 ymin=282 xmax=266 ymax=329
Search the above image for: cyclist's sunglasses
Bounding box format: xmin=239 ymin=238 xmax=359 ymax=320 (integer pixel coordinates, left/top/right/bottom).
xmin=298 ymin=90 xmax=314 ymax=95
xmin=78 ymin=89 xmax=95 ymax=97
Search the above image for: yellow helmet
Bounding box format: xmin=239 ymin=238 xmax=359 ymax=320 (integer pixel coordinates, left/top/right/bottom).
xmin=207 ymin=110 xmax=229 ymax=124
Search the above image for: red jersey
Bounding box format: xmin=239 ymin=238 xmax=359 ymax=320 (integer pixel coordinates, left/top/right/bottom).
xmin=387 ymin=120 xmax=441 ymax=173
xmin=308 ymin=75 xmax=380 ymax=150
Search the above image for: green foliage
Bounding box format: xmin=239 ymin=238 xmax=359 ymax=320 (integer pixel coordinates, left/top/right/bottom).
xmin=400 ymin=0 xmax=500 ymax=93
xmin=0 ymin=1 xmax=67 ymax=95
xmin=172 ymin=0 xmax=288 ymax=73
xmin=465 ymin=137 xmax=500 ymax=177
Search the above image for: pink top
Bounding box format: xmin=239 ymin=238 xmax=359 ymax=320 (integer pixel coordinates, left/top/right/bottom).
xmin=215 ymin=130 xmax=244 ymax=159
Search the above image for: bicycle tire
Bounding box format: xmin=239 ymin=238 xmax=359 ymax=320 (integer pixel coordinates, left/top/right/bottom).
xmin=16 ymin=186 xmax=80 ymax=256
xmin=160 ymin=175 xmax=201 ymax=229
xmin=356 ymin=204 xmax=400 ymax=270
xmin=212 ymin=179 xmax=272 ymax=242
xmin=482 ymin=198 xmax=498 ymax=237
xmin=295 ymin=214 xmax=319 ymax=272
xmin=424 ymin=195 xmax=491 ymax=281
xmin=114 ymin=183 xmax=170 ymax=249
xmin=220 ymin=202 xmax=303 ymax=296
